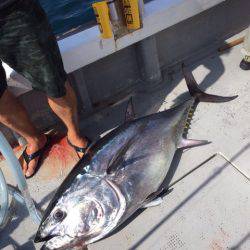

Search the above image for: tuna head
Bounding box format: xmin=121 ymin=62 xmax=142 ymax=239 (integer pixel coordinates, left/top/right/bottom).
xmin=35 ymin=174 xmax=126 ymax=249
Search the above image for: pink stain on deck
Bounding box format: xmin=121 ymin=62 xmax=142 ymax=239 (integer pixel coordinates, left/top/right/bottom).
xmin=38 ymin=134 xmax=79 ymax=181
xmin=210 ymin=227 xmax=230 ymax=250
xmin=48 ymin=136 xmax=74 ymax=167
xmin=0 ymin=133 xmax=80 ymax=182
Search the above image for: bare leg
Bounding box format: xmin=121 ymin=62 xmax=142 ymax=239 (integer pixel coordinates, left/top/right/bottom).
xmin=0 ymin=81 xmax=87 ymax=177
xmin=47 ymin=81 xmax=88 ymax=158
xmin=0 ymin=90 xmax=47 ymax=177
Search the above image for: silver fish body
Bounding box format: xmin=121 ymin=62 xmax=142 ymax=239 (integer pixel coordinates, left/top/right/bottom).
xmin=35 ymin=66 xmax=237 ymax=249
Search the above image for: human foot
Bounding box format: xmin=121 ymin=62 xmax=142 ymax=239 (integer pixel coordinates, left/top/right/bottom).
xmin=240 ymin=56 xmax=250 ymax=70
xmin=20 ymin=134 xmax=48 ymax=178
xmin=67 ymin=135 xmax=91 ymax=159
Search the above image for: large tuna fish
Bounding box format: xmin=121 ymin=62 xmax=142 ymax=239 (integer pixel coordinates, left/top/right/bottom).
xmin=34 ymin=66 xmax=237 ymax=249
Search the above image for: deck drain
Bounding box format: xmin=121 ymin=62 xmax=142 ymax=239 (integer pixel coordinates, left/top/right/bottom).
xmin=166 ymin=234 xmax=185 ymax=249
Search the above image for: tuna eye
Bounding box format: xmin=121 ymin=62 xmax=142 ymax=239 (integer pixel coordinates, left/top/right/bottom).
xmin=53 ymin=209 xmax=66 ymax=221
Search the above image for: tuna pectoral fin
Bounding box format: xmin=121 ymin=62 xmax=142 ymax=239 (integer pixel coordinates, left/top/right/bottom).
xmin=142 ymin=197 xmax=163 ymax=208
xmin=107 ymin=136 xmax=136 ymax=174
xmin=178 ymin=138 xmax=211 ymax=149
xmin=182 ymin=64 xmax=238 ymax=103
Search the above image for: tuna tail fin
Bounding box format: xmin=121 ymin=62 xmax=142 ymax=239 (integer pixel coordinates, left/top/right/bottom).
xmin=182 ymin=64 xmax=238 ymax=103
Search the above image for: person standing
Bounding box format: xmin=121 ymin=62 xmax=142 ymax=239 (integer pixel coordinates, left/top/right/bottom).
xmin=0 ymin=0 xmax=90 ymax=178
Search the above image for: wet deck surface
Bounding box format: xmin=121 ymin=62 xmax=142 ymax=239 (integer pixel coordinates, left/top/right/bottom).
xmin=1 ymin=31 xmax=250 ymax=249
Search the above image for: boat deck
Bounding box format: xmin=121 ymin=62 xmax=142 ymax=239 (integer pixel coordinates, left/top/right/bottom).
xmin=1 ymin=31 xmax=250 ymax=250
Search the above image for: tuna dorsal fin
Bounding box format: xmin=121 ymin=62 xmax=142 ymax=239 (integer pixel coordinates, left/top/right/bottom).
xmin=125 ymin=98 xmax=135 ymax=122
xmin=178 ymin=138 xmax=211 ymax=149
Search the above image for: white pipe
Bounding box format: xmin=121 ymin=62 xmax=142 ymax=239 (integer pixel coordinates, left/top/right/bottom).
xmin=0 ymin=168 xmax=9 ymax=229
xmin=0 ymin=132 xmax=42 ymax=224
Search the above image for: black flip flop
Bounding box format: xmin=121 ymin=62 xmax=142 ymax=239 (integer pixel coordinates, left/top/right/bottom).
xmin=67 ymin=137 xmax=91 ymax=158
xmin=22 ymin=136 xmax=50 ymax=179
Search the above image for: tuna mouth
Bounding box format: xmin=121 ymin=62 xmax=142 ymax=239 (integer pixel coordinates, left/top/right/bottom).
xmin=34 ymin=233 xmax=59 ymax=243
xmin=40 ymin=235 xmax=85 ymax=250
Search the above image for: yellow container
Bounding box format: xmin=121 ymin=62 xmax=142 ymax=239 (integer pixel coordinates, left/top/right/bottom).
xmin=122 ymin=0 xmax=140 ymax=30
xmin=92 ymin=2 xmax=113 ymax=39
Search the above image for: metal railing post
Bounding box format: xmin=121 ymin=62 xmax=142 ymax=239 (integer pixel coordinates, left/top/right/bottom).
xmin=0 ymin=167 xmax=9 ymax=228
xmin=0 ymin=131 xmax=42 ymax=225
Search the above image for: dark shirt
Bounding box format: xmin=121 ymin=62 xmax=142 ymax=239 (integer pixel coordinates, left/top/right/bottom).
xmin=0 ymin=0 xmax=17 ymax=10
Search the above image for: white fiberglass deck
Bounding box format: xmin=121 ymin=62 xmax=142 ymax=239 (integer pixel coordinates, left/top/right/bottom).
xmin=0 ymin=31 xmax=250 ymax=249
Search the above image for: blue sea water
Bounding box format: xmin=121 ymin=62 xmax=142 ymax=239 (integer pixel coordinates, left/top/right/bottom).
xmin=38 ymin=0 xmax=96 ymax=35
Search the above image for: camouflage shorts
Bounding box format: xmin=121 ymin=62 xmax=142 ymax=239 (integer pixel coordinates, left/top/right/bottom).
xmin=0 ymin=0 xmax=67 ymax=98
